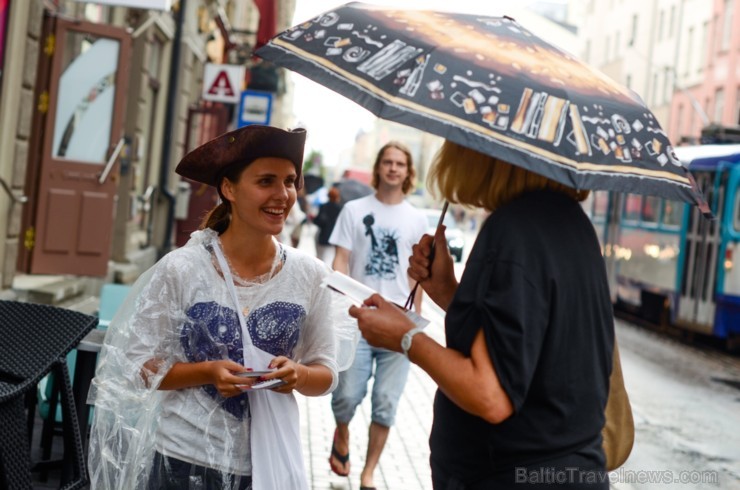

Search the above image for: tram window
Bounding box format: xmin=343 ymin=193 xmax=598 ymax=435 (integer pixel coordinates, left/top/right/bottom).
xmin=734 ymin=192 xmax=740 ymax=232
xmin=662 ymin=199 xmax=683 ymax=227
xmin=593 ymin=191 xmax=608 ymax=219
xmin=623 ymin=194 xmax=641 ymax=222
xmin=641 ymin=196 xmax=660 ymax=224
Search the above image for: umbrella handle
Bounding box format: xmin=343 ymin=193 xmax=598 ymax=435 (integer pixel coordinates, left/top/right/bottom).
xmin=403 ymin=201 xmax=449 ymax=310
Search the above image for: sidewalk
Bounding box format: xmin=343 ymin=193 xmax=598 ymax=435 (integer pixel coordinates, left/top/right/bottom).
xmin=295 ymin=224 xmax=446 ymax=490
xmin=298 ymin=359 xmax=439 ymax=490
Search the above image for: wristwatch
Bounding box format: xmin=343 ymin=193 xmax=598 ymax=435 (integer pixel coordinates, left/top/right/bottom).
xmin=401 ymin=326 xmax=425 ymax=358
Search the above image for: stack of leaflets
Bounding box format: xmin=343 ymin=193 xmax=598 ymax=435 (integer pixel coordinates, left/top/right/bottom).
xmin=321 ymin=271 xmax=430 ymax=329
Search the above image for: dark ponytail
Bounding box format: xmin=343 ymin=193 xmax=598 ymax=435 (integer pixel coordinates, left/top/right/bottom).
xmin=200 ymin=201 xmax=231 ymax=234
xmin=198 ymin=164 xmax=246 ymax=234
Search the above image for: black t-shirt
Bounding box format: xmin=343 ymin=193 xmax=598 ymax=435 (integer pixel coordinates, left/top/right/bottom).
xmin=314 ymin=201 xmax=343 ymax=245
xmin=430 ymin=190 xmax=614 ymax=486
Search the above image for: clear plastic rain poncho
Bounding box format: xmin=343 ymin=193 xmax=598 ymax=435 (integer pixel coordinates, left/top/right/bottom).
xmin=87 ymin=229 xmax=359 ymax=489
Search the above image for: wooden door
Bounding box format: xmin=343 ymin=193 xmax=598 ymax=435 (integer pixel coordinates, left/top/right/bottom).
xmin=30 ymin=18 xmax=131 ymax=276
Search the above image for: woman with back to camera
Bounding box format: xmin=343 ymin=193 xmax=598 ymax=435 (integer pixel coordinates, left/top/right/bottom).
xmin=350 ymin=140 xmax=614 ymax=489
xmin=87 ymin=125 xmax=356 ymax=490
xmin=313 ymin=186 xmax=343 ymax=265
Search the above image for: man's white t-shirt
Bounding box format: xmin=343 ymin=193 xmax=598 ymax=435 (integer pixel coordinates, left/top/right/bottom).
xmin=329 ymin=194 xmax=427 ymax=306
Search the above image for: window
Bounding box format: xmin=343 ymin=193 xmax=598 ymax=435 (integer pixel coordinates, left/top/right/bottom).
xmin=663 ymin=67 xmax=671 ymax=104
xmin=629 ymin=14 xmax=638 ymax=46
xmin=652 ymin=72 xmax=660 ymax=105
xmin=669 ymin=5 xmax=676 ymax=37
xmin=662 ymin=200 xmax=684 ymax=227
xmin=147 ymin=38 xmax=163 ymax=79
xmin=684 ymin=27 xmax=694 ymax=76
xmin=705 ymin=97 xmax=711 ymax=121
xmin=675 ymin=104 xmax=684 ymax=138
xmin=614 ymin=32 xmax=621 ymax=58
xmin=641 ymin=196 xmax=660 ymax=224
xmin=623 ymin=194 xmax=642 ymax=222
xmin=658 ymin=10 xmax=665 ymax=40
xmin=699 ymin=22 xmax=709 ymax=72
xmin=734 ymin=192 xmax=740 ymax=232
xmin=714 ymin=88 xmax=725 ymax=123
xmin=721 ymin=1 xmax=733 ymax=51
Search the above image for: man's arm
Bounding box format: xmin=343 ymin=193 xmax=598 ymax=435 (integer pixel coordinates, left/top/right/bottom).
xmin=333 ymin=246 xmax=351 ymax=274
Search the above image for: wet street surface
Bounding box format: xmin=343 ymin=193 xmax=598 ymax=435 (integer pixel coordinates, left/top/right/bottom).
xmin=614 ymin=320 xmax=740 ymax=489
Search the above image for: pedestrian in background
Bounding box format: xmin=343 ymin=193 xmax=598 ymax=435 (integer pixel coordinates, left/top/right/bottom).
xmin=280 ymin=187 xmax=307 ymax=247
xmin=314 ymin=186 xmax=343 ymax=265
xmin=328 ymin=142 xmax=427 ymax=490
xmin=350 ymin=140 xmax=613 ymax=489
xmin=87 ymin=125 xmax=355 ymax=490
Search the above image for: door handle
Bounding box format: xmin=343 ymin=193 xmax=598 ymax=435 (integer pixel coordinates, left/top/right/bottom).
xmin=98 ymin=137 xmax=125 ymax=184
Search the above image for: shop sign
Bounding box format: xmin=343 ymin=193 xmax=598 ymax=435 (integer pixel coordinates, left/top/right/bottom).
xmin=202 ymin=63 xmax=244 ymax=104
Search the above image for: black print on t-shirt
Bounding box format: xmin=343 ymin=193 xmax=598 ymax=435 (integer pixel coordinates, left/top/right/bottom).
xmin=362 ymin=213 xmax=399 ymax=280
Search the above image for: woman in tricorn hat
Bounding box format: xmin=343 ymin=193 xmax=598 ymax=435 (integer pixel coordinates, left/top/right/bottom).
xmin=87 ymin=125 xmax=357 ymax=490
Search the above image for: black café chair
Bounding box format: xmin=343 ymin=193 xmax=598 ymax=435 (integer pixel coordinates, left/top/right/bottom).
xmin=0 ymin=300 xmax=97 ymax=490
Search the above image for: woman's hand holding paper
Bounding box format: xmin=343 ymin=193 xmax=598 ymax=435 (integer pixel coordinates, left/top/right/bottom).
xmin=349 ymin=294 xmax=416 ymax=352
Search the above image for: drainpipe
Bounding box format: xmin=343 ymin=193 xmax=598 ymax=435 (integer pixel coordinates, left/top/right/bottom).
xmin=158 ymin=0 xmax=186 ymax=258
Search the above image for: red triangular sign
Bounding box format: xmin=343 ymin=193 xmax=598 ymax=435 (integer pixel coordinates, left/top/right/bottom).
xmin=207 ymin=71 xmax=235 ymax=97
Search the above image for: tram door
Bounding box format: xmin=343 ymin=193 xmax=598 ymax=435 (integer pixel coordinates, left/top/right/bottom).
xmin=676 ymin=171 xmax=724 ymax=334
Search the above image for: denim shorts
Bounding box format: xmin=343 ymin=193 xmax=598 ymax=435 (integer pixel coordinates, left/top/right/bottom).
xmin=331 ymin=337 xmax=410 ymax=427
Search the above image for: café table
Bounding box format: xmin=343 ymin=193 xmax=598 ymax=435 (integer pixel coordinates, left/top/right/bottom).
xmin=0 ymin=300 xmax=96 ymax=489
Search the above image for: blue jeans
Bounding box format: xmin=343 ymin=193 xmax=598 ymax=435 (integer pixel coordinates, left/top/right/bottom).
xmin=331 ymin=337 xmax=410 ymax=427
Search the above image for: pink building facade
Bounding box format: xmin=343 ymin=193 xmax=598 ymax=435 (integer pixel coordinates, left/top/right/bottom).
xmin=670 ymin=0 xmax=740 ymax=144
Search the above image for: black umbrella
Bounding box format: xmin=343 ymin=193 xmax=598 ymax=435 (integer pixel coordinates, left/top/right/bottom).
xmin=256 ymin=2 xmax=710 ymax=216
xmin=335 ymin=178 xmax=374 ymax=203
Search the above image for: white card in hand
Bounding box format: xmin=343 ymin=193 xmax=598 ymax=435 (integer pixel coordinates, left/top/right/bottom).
xmin=321 ymin=271 xmax=376 ymax=306
xmin=404 ymin=310 xmax=430 ymax=329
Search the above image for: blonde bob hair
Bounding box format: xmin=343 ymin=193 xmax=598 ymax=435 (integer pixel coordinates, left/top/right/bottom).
xmin=429 ymin=140 xmax=589 ymax=212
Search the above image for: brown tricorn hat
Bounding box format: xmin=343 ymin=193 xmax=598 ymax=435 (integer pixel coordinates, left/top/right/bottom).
xmin=175 ymin=125 xmax=307 ymax=189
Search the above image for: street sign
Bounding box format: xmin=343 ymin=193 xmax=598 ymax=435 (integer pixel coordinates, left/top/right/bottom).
xmin=202 ymin=63 xmax=244 ymax=104
xmin=237 ymin=90 xmax=273 ymax=127
xmin=72 ymin=0 xmax=172 ymax=9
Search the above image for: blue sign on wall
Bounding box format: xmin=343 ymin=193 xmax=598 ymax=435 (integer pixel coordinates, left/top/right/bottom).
xmin=237 ymin=90 xmax=273 ymax=127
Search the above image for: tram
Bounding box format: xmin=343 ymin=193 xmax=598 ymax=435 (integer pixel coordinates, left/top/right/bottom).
xmin=584 ymin=143 xmax=740 ymax=349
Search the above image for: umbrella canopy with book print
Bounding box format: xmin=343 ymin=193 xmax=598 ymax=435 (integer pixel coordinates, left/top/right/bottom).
xmin=255 ymin=2 xmax=710 ymax=216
